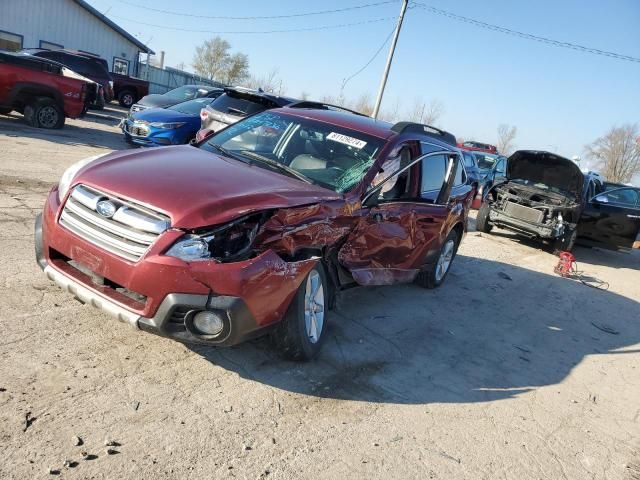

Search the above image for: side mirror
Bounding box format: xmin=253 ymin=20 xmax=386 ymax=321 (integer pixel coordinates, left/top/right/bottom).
xmin=593 ymin=194 xmax=609 ymax=204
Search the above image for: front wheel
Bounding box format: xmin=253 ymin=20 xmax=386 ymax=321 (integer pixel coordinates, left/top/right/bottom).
xmin=415 ymin=229 xmax=460 ymax=289
xmin=476 ymin=202 xmax=493 ymax=233
xmin=272 ymin=263 xmax=328 ymax=361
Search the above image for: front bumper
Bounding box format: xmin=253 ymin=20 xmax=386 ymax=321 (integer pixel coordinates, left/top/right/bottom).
xmin=120 ymin=119 xmax=190 ymax=147
xmin=35 ymin=190 xmax=317 ymax=346
xmin=489 ymin=208 xmax=561 ymax=239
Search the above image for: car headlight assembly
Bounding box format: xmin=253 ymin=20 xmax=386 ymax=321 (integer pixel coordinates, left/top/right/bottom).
xmin=149 ymin=122 xmax=186 ymax=129
xmin=58 ymin=153 xmax=110 ymax=202
xmin=166 ymin=213 xmax=265 ymax=262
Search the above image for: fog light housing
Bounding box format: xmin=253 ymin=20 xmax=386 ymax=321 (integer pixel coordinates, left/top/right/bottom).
xmin=192 ymin=310 xmax=224 ymax=336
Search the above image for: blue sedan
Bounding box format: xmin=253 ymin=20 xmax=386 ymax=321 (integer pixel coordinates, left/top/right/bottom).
xmin=121 ymin=97 xmax=214 ymax=147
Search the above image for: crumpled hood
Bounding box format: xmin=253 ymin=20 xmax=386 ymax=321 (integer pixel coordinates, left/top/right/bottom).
xmin=506 ymin=150 xmax=584 ymax=199
xmin=137 ymin=94 xmax=179 ymax=109
xmin=73 ymin=145 xmax=341 ymax=228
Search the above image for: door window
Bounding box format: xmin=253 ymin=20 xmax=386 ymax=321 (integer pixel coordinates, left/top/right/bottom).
xmin=600 ymin=188 xmax=639 ymax=207
xmin=420 ymin=154 xmax=447 ymax=193
xmin=495 ymin=158 xmax=506 ymax=176
xmin=453 ymin=157 xmax=466 ymax=186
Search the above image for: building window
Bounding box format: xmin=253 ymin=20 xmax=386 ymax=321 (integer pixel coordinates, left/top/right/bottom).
xmin=39 ymin=40 xmax=63 ymax=50
xmin=0 ymin=30 xmax=23 ymax=52
xmin=113 ymin=57 xmax=129 ymax=75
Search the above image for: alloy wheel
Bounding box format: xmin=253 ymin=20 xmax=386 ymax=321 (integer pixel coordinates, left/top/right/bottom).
xmin=303 ymin=270 xmax=325 ymax=344
xmin=435 ymin=239 xmax=455 ymax=282
xmin=38 ymin=106 xmax=58 ymax=128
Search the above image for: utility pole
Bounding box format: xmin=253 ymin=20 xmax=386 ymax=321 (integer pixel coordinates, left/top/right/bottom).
xmin=372 ymin=0 xmax=409 ymax=119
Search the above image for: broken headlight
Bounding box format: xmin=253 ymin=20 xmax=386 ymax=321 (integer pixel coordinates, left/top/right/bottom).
xmin=165 ymin=214 xmax=264 ymax=262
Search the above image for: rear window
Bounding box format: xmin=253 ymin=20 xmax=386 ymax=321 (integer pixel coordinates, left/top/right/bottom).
xmin=38 ymin=51 xmax=108 ymax=78
xmin=209 ymin=93 xmax=269 ymax=117
xmin=168 ymin=98 xmax=214 ymax=115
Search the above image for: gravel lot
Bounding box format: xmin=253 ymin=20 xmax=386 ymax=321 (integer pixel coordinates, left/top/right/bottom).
xmin=0 ymin=108 xmax=639 ymax=480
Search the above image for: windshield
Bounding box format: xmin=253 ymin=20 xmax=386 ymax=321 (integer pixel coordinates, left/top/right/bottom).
xmin=199 ymin=111 xmax=384 ymax=192
xmin=165 ymin=86 xmax=208 ymax=100
xmin=168 ymin=98 xmax=214 ymax=115
xmin=474 ymin=153 xmax=504 ymax=171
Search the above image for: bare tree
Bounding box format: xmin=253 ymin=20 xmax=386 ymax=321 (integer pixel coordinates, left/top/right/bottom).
xmin=405 ymin=98 xmax=444 ymax=126
xmin=192 ymin=37 xmax=231 ymax=80
xmin=497 ymin=124 xmax=517 ymax=155
xmin=174 ymin=61 xmax=186 ymax=71
xmin=223 ymin=53 xmax=249 ymax=85
xmin=299 ymin=91 xmax=311 ymax=101
xmin=351 ymin=94 xmax=374 ymax=116
xmin=246 ymin=68 xmax=286 ymax=95
xmin=585 ymin=124 xmax=640 ymax=183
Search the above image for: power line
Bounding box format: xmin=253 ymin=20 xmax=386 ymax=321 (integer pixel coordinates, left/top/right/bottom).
xmin=114 ymin=0 xmax=397 ymax=20
xmin=413 ymin=3 xmax=640 ymax=64
xmin=110 ymin=15 xmax=395 ymax=34
xmin=342 ymin=26 xmax=397 ymax=89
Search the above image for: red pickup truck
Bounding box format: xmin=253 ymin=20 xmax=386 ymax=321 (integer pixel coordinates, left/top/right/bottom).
xmin=0 ymin=51 xmax=97 ymax=128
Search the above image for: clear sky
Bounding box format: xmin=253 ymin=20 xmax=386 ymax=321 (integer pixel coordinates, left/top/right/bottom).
xmin=90 ymin=0 xmax=639 ymax=162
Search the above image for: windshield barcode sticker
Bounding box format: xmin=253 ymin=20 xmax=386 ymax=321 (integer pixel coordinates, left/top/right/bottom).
xmin=327 ymin=132 xmax=367 ymax=149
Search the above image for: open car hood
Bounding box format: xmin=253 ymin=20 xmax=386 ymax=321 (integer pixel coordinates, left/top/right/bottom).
xmin=506 ymin=150 xmax=584 ymax=199
xmin=74 ymin=145 xmax=341 ymax=229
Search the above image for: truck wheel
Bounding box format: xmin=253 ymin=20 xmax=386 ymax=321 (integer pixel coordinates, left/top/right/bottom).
xmin=25 ymin=98 xmax=65 ymax=129
xmin=272 ymin=263 xmax=328 ymax=361
xmin=415 ymin=229 xmax=460 ymax=289
xmin=553 ymin=227 xmax=577 ymax=253
xmin=476 ymin=202 xmax=493 ymax=233
xmin=118 ymin=90 xmax=135 ymax=108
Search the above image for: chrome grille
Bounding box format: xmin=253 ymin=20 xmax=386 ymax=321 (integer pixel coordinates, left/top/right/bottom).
xmin=503 ymin=201 xmax=544 ymax=224
xmin=123 ymin=120 xmax=149 ymax=137
xmin=59 ymin=185 xmax=170 ymax=262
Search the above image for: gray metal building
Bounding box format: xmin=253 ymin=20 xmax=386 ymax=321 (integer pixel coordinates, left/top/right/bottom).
xmin=0 ymin=0 xmax=153 ymax=76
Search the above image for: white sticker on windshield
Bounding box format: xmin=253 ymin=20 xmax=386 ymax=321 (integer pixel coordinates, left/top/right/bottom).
xmin=327 ymin=132 xmax=367 ymax=149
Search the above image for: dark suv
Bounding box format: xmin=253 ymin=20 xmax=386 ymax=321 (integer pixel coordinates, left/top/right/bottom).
xmin=35 ymin=109 xmax=471 ymax=360
xmin=25 ymin=49 xmax=113 ymax=108
xmin=196 ymin=87 xmax=297 ymax=141
xmin=131 ymin=85 xmax=223 ymax=113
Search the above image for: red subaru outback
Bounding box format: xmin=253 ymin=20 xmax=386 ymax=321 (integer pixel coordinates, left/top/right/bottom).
xmin=35 ymin=109 xmax=472 ymax=360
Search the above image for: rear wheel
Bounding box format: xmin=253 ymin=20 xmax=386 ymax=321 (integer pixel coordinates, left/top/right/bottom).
xmin=24 ymin=98 xmax=65 ymax=129
xmin=476 ymin=202 xmax=493 ymax=233
xmin=415 ymin=229 xmax=460 ymax=289
xmin=118 ymin=90 xmax=135 ymax=108
xmin=272 ymin=263 xmax=328 ymax=361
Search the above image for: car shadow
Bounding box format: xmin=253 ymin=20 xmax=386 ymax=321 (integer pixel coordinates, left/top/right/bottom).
xmin=187 ymin=254 xmax=639 ymax=405
xmin=0 ymin=111 xmax=131 ymax=151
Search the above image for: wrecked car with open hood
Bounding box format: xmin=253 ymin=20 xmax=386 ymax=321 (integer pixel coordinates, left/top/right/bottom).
xmin=476 ymin=150 xmax=584 ymax=251
xmin=35 ymin=108 xmax=472 ymax=360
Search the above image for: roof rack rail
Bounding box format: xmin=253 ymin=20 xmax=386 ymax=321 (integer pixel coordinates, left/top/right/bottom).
xmin=391 ymin=122 xmax=457 ymax=146
xmin=287 ymin=100 xmax=367 ymax=117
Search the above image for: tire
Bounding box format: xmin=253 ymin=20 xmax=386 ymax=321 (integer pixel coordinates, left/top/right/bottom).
xmin=93 ymin=91 xmax=106 ymax=110
xmin=415 ymin=229 xmax=460 ymax=289
xmin=272 ymin=263 xmax=328 ymax=361
xmin=476 ymin=202 xmax=493 ymax=233
xmin=118 ymin=90 xmax=135 ymax=108
xmin=553 ymin=227 xmax=577 ymax=253
xmin=24 ymin=98 xmax=65 ymax=129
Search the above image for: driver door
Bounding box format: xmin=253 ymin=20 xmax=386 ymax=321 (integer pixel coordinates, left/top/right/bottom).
xmin=338 ymin=145 xmax=458 ymax=286
xmin=578 ymin=187 xmax=640 ymax=251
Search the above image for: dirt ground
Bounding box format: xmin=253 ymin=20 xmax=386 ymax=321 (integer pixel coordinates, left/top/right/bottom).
xmin=0 ymin=108 xmax=639 ymax=480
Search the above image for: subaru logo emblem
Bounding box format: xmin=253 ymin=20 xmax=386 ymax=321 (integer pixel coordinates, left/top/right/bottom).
xmin=96 ymin=200 xmax=117 ymax=218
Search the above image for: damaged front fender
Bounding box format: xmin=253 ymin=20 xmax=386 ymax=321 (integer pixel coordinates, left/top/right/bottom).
xmin=187 ymin=249 xmax=319 ymax=326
